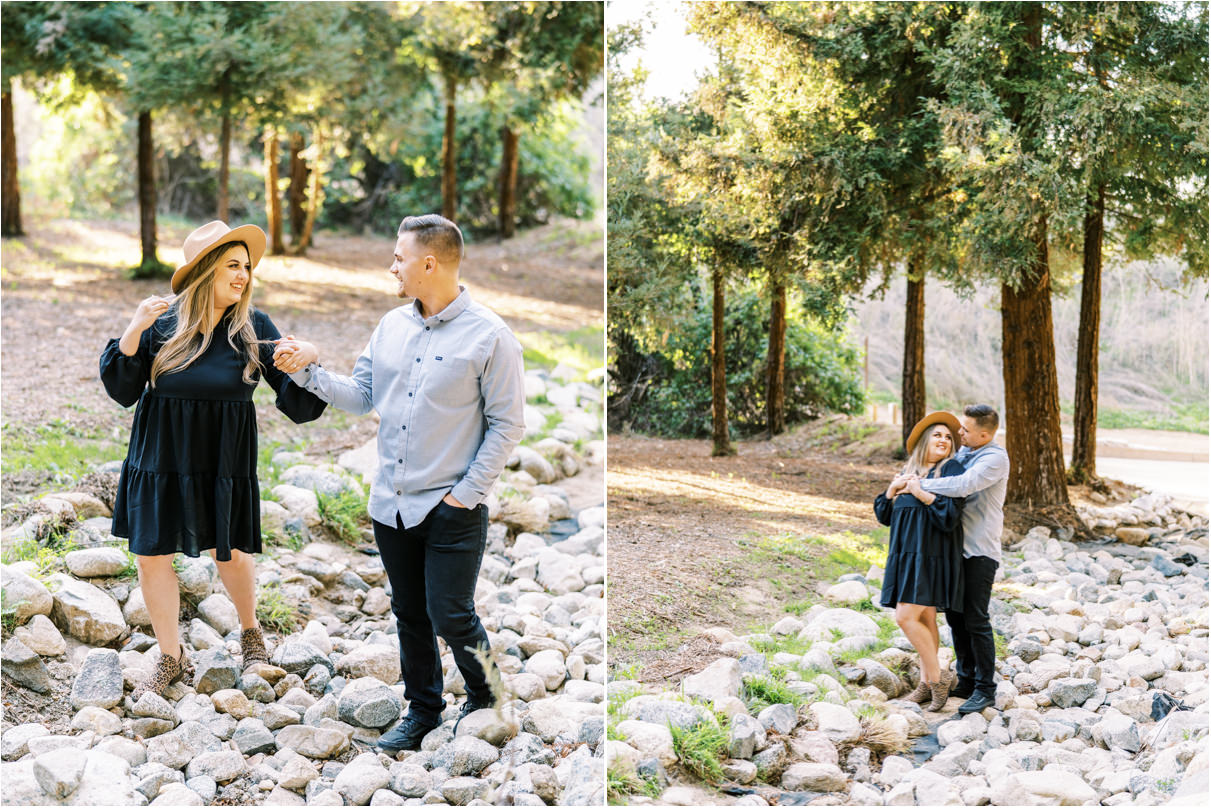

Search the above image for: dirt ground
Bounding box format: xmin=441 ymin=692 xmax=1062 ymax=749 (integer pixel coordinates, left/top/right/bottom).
xmin=0 ymin=216 xmax=603 ymax=500
xmin=606 ymin=419 xmax=899 ymax=673
xmin=606 ymin=417 xmax=1144 ymax=677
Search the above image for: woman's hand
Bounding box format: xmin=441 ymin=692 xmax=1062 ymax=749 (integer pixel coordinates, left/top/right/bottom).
xmin=273 ymin=337 xmax=319 ymax=373
xmin=120 ymin=295 xmax=173 ymax=355
xmin=905 ymin=477 xmax=936 ymax=505
xmin=886 ymin=473 xmax=915 ymax=499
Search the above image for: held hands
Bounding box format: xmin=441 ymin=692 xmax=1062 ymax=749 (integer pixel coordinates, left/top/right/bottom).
xmin=886 ymin=473 xmax=917 ymax=499
xmin=272 ymin=336 xmax=319 ymax=374
xmin=904 ymin=477 xmax=935 ymax=504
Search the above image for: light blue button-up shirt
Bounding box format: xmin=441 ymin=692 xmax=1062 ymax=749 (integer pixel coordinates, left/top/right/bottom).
xmin=289 ymin=288 xmax=525 ymax=529
xmin=919 ymin=441 xmax=1010 ymax=562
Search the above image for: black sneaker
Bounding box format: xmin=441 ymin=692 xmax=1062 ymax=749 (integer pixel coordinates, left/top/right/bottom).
xmin=377 ymin=715 xmax=439 ymax=753
xmin=957 ymin=690 xmax=996 ymax=715
xmin=453 ymin=698 xmax=495 ymax=734
xmin=950 ymin=679 xmax=976 ymax=700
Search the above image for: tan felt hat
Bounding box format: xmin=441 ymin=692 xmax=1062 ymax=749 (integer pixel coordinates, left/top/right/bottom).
xmin=906 ymin=411 xmax=961 ymax=454
xmin=171 ymin=221 xmax=267 ymax=293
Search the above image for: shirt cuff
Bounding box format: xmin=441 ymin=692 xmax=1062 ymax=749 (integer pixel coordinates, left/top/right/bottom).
xmin=288 ymin=363 xmax=318 ymax=388
xmin=451 ymin=481 xmax=482 ymax=509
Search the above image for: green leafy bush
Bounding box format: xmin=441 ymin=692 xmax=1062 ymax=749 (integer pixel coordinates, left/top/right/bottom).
xmin=619 ymin=286 xmax=865 ymax=437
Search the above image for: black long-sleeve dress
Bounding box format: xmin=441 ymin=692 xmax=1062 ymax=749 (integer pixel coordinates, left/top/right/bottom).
xmin=874 ymin=458 xmax=965 ymax=611
xmin=100 ymin=307 xmax=326 ymax=560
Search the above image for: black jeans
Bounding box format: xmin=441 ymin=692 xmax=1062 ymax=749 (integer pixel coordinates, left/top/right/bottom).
xmin=945 ymin=554 xmax=999 ymax=696
xmin=373 ymin=501 xmax=492 ymax=724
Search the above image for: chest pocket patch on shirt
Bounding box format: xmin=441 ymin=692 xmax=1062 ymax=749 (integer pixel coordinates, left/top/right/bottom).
xmin=424 ymin=356 xmax=479 ymax=406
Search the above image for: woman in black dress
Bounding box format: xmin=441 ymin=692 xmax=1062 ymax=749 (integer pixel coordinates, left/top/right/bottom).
xmin=874 ymin=411 xmax=964 ymax=711
xmin=101 ymin=221 xmax=326 ymax=699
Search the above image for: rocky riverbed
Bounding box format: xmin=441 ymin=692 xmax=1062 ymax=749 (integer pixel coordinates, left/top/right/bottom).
xmin=606 ymin=494 xmax=1209 ymax=806
xmin=1 ymin=368 xmax=606 ymax=806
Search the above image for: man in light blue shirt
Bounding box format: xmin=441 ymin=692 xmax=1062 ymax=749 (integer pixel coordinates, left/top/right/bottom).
xmin=901 ymin=403 xmax=1009 ymax=714
xmin=273 ymin=215 xmax=525 ymax=751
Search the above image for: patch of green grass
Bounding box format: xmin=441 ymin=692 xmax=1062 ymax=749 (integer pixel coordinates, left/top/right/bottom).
xmin=875 ymin=615 xmax=899 ymax=643
xmin=1 ymin=590 xmax=20 ymax=635
xmin=994 ymin=630 xmax=1009 ymax=661
xmin=783 ymin=599 xmax=814 ymax=616
xmin=516 ymin=326 xmax=604 ymax=378
xmin=1 ymin=420 xmax=125 ymax=476
xmin=606 ymin=769 xmax=645 ymax=803
xmin=743 ymin=670 xmax=806 ymax=714
xmin=316 ymin=488 xmax=370 ymax=544
xmin=750 ymin=634 xmax=814 ymax=657
xmin=670 ymin=721 xmax=728 ymax=783
xmin=1 ymin=534 xmax=78 ymax=578
xmin=265 ymin=524 xmax=308 ymax=552
xmin=608 ymin=613 xmax=682 ymax=654
xmin=1060 ymin=401 xmax=1208 ymax=435
xmin=113 ymin=547 xmax=139 ymax=580
xmin=612 ymin=663 xmax=641 ymax=681
xmin=256 ymin=583 xmax=300 ymax=633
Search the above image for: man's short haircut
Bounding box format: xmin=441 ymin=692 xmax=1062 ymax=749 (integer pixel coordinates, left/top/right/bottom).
xmin=964 ymin=403 xmax=999 ymax=432
xmin=398 ymin=214 xmax=464 ymax=266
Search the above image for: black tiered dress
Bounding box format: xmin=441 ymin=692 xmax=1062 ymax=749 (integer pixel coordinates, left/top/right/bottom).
xmin=874 ymin=458 xmax=965 ymax=611
xmin=100 ymin=307 xmax=326 ymax=560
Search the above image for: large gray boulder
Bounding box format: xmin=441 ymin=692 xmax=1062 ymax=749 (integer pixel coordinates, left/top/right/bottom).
xmin=47 ymin=574 xmax=127 ymax=645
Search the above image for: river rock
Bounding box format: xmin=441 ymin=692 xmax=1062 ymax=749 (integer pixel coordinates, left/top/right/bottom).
xmin=1047 ymin=677 xmax=1098 ymax=708
xmin=990 ymin=767 xmax=1098 ymax=805
xmin=433 ymin=736 xmax=501 ymax=776
xmin=196 ymin=593 xmax=240 ymax=636
xmin=1 ymin=565 xmax=53 ymax=623
xmin=682 ymin=657 xmax=742 ymax=703
xmin=799 ymin=608 xmax=879 ymax=641
xmin=336 ymin=644 xmax=400 ymax=684
xmin=338 ymin=679 xmax=402 ymax=728
xmin=47 ymin=573 xmax=127 ymax=644
xmin=64 ymin=547 xmax=128 ymax=578
xmin=71 ymin=648 xmax=124 ymax=709
xmin=275 ymin=725 xmax=350 ymax=759
xmin=809 ymin=701 xmax=862 ymax=743
xmin=33 ymin=747 xmax=89 ymax=798
xmin=782 ymin=761 xmax=847 ymax=791
xmin=185 ymin=750 xmax=246 ymax=783
xmin=176 ymin=556 xmax=218 ymax=599
xmin=193 ymin=648 xmax=240 ymax=694
xmin=2 ymin=637 xmax=51 ymax=693
xmin=333 ymin=753 xmax=390 ymax=806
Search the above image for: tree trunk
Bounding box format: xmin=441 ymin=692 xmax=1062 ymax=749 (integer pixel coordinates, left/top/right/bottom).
xmin=2 ymin=90 xmax=23 ymax=237
xmin=901 ymin=269 xmax=926 ymax=449
xmin=766 ymin=277 xmax=786 ymax=436
xmin=295 ymin=131 xmax=324 ymax=255
xmin=441 ymin=77 xmax=457 ymax=221
xmin=498 ymin=125 xmax=519 ymax=239
xmin=1001 ymin=216 xmax=1071 ymax=512
xmin=288 ymin=131 xmax=308 ymax=244
xmin=1070 ymin=201 xmax=1107 ymax=483
xmin=218 ymin=107 xmax=231 ymax=223
xmin=137 ymin=110 xmax=159 ymax=271
xmin=711 ymin=264 xmax=733 ymax=456
xmin=264 ymin=128 xmax=284 ymax=254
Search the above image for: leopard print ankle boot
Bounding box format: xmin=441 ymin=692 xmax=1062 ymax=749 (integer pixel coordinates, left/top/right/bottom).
xmin=133 ymin=646 xmax=191 ymax=701
xmin=240 ymin=625 xmax=270 ymax=670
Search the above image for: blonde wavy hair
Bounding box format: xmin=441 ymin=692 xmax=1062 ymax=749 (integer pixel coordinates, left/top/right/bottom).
xmin=150 ymin=242 xmax=263 ymax=387
xmin=902 ymin=424 xmax=956 ymax=478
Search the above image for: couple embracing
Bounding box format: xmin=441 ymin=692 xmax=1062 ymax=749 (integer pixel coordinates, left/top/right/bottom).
xmin=874 ymin=406 xmax=1009 ymax=715
xmin=100 ymin=214 xmax=525 ymax=753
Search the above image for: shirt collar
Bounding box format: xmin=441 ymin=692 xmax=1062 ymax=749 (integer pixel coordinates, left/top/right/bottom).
xmin=411 ymin=286 xmax=470 ymax=326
